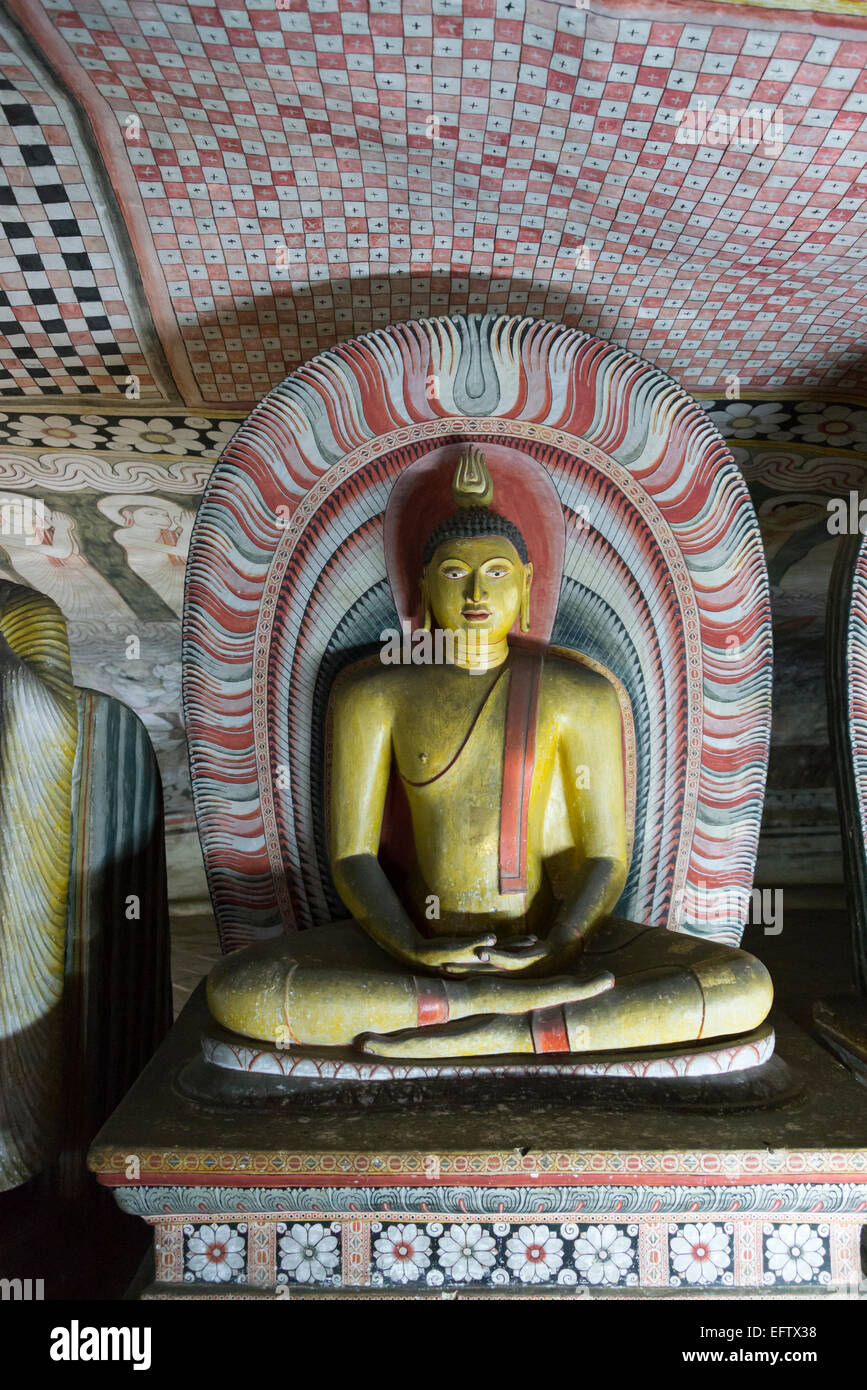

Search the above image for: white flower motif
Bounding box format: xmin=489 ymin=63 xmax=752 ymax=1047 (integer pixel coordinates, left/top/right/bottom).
xmin=373 ymin=1223 xmax=431 ymax=1283
xmin=505 ymin=1224 xmax=564 ymax=1284
xmin=670 ymin=1223 xmax=731 ymax=1285
xmin=790 ymin=403 xmax=867 ymax=447
xmin=278 ymin=1222 xmax=339 ymax=1283
xmin=3 ymin=413 xmax=107 ymax=450
xmin=573 ymin=1224 xmax=634 ymax=1284
xmin=705 ymin=402 xmax=788 ymax=439
xmin=186 ymin=1222 xmax=245 ymax=1283
xmin=765 ymin=1224 xmax=825 ymax=1284
xmin=105 ymin=417 xmax=205 ymax=454
xmin=437 ymin=1223 xmax=497 ymax=1282
xmin=203 ymin=419 xmax=240 ymax=453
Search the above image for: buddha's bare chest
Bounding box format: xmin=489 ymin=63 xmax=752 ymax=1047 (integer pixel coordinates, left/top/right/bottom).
xmin=390 ymin=672 xmax=504 ymax=782
xmin=390 ymin=671 xmax=555 ymax=804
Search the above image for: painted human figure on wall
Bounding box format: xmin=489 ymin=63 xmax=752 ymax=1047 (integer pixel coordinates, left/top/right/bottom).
xmin=98 ymin=495 xmax=194 ymax=617
xmin=0 ymin=493 xmax=136 ymax=624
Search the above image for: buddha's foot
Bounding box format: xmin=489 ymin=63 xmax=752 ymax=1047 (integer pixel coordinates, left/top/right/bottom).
xmin=358 ymin=1014 xmax=528 ymax=1059
xmin=357 ymin=971 xmax=613 ymax=1059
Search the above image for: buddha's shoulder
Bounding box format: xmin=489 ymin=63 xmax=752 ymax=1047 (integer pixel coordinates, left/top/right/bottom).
xmin=328 ymin=654 xmax=416 ymax=709
xmin=540 ymin=650 xmax=621 ymax=715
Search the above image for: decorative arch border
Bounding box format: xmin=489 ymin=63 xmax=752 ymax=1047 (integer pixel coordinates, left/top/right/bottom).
xmin=182 ymin=315 xmax=772 ymax=953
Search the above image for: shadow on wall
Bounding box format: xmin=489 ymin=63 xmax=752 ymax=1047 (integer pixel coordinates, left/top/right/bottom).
xmin=180 ymin=275 xmax=603 ymax=408
xmin=169 ymin=276 xmax=867 ymax=410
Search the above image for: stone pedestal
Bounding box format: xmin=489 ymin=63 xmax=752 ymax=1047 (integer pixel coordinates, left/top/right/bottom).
xmin=89 ymin=986 xmax=867 ymax=1298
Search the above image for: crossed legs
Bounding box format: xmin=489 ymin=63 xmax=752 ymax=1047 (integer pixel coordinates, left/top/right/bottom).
xmin=207 ymin=917 xmax=773 ymax=1059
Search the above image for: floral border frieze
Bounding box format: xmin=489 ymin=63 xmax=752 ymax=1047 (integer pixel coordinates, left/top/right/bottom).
xmin=163 ymin=1214 xmax=855 ymax=1293
xmin=0 ymin=411 xmax=239 ymax=457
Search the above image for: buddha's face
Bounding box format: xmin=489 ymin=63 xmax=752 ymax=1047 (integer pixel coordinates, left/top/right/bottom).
xmin=424 ymin=535 xmax=532 ymax=641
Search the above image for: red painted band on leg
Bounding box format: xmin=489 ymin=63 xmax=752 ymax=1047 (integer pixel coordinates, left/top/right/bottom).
xmin=530 ymin=1005 xmax=570 ymax=1053
xmin=416 ymin=978 xmax=450 ymax=1027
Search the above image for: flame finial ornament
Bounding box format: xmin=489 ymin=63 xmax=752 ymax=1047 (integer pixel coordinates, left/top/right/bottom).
xmin=452 ymin=446 xmax=494 ymax=509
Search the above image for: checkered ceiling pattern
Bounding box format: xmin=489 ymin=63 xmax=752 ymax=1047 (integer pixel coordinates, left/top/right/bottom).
xmin=3 ymin=0 xmax=867 ymax=405
xmin=0 ymin=40 xmax=156 ymax=396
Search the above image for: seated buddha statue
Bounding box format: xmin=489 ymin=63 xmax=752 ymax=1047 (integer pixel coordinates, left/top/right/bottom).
xmin=208 ymin=448 xmax=773 ymax=1061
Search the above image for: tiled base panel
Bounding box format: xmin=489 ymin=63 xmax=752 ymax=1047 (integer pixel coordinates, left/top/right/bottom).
xmin=114 ymin=1186 xmax=867 ymax=1297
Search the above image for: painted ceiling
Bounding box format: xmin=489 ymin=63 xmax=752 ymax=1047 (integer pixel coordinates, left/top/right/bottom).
xmin=1 ymin=0 xmax=865 ymax=408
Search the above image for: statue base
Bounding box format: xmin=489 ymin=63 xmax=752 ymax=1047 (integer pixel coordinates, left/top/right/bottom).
xmin=199 ymin=1019 xmax=777 ymax=1081
xmin=89 ymin=984 xmax=867 ymax=1298
xmin=184 ymin=1017 xmax=791 ymax=1112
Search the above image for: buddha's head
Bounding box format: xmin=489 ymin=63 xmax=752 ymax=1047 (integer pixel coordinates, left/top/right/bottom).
xmin=421 ymin=448 xmax=533 ymax=643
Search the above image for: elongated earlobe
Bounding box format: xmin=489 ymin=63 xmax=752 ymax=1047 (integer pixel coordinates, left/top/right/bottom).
xmin=421 ymin=580 xmax=432 ymax=632
xmin=520 ymin=563 xmax=533 ymax=633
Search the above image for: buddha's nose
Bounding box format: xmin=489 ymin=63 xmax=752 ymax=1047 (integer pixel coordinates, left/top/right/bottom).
xmin=471 ymin=569 xmax=488 ymax=602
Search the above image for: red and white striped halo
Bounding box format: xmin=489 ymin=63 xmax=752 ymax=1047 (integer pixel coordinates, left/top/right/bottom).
xmin=182 ymin=315 xmax=771 ymax=954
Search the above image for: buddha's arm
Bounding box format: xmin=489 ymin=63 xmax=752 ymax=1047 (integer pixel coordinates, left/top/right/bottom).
xmin=328 ymin=670 xmax=493 ymax=972
xmin=544 ymin=677 xmax=629 ymax=968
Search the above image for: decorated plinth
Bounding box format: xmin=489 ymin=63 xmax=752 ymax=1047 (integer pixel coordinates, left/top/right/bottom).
xmin=201 ymin=1020 xmax=776 ymax=1083
xmin=88 ymin=987 xmax=867 ymax=1298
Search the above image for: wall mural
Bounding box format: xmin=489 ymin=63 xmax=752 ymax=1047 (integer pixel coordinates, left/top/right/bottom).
xmin=0 ymin=396 xmax=861 ymax=913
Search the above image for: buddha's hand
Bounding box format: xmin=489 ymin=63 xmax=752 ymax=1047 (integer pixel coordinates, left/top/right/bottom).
xmin=408 ymin=933 xmax=500 ymax=974
xmin=411 ymin=935 xmax=553 ymax=976
xmin=447 ymin=935 xmax=599 ymax=976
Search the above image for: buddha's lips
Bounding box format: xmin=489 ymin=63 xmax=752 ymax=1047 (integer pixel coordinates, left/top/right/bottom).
xmin=462 ymin=608 xmax=490 ymax=620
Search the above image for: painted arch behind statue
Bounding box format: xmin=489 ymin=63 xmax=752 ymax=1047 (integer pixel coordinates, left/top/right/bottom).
xmin=182 ymin=315 xmax=772 ymax=953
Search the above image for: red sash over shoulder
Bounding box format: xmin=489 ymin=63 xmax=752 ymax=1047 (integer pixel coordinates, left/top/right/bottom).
xmin=499 ymin=650 xmax=543 ymax=896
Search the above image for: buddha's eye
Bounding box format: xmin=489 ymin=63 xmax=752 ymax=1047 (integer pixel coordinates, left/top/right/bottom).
xmin=440 ymin=565 xmax=468 ymax=580
xmin=483 ymin=563 xmax=511 ymax=578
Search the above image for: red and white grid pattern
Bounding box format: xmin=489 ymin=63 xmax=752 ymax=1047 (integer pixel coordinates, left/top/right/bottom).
xmin=0 ymin=37 xmax=158 ymax=397
xmin=7 ymin=0 xmax=867 ymax=404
